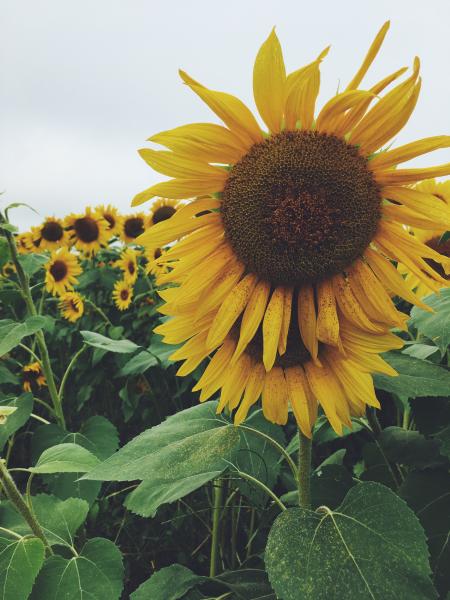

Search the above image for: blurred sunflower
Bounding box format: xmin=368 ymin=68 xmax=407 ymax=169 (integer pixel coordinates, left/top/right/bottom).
xmin=59 ymin=291 xmax=84 ymax=322
xmin=399 ymin=178 xmax=450 ymax=298
xmin=22 ymin=362 xmax=46 ymax=393
xmin=15 ymin=232 xmax=34 ymax=254
xmin=113 ymin=279 xmax=133 ymax=310
xmin=147 ymin=198 xmax=180 ymax=226
xmin=65 ymin=207 xmax=109 ymax=255
xmin=121 ymin=213 xmax=146 ymax=243
xmin=2 ymin=262 xmax=16 ymax=277
xmin=96 ymin=204 xmax=123 ymax=237
xmin=33 ymin=217 xmax=69 ymax=250
xmin=145 ymin=247 xmax=167 ymax=277
xmin=115 ymin=248 xmax=138 ymax=284
xmin=134 ymin=23 xmax=450 ymax=432
xmin=45 ymin=248 xmax=82 ymax=296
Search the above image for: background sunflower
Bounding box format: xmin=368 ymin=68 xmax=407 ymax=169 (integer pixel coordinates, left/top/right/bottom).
xmin=45 ymin=247 xmax=82 ymax=296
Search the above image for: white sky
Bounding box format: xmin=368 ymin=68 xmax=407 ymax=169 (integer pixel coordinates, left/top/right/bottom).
xmin=1 ymin=0 xmax=450 ymax=230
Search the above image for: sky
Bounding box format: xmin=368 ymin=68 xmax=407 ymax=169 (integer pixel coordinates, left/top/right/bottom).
xmin=1 ymin=0 xmax=450 ymax=230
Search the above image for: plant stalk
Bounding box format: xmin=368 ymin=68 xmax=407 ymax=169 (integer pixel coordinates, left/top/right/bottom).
xmin=209 ymin=477 xmax=224 ymax=578
xmin=298 ymin=429 xmax=312 ymax=509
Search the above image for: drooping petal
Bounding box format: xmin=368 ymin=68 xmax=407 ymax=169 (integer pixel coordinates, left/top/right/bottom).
xmin=262 ymin=367 xmax=288 ymax=425
xmin=278 ymin=287 xmax=293 ymax=355
xmin=233 ymin=280 xmax=271 ymax=363
xmin=316 ymin=280 xmax=340 ymax=347
xmin=262 ymin=286 xmax=285 ymax=371
xmin=217 ymin=353 xmax=252 ymax=412
xmin=332 ymin=273 xmax=384 ymax=333
xmin=297 ymin=284 xmax=319 ymax=364
xmin=192 ymin=339 xmax=236 ymax=392
xmin=304 ymin=361 xmax=345 ymax=435
xmin=234 ymin=362 xmax=266 ymax=425
xmin=285 ymin=365 xmax=316 ymax=437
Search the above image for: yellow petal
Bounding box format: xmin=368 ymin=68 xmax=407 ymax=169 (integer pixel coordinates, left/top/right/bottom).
xmin=332 ymin=273 xmax=384 ymax=333
xmin=370 ymin=136 xmax=450 ymax=170
xmin=262 ymin=367 xmax=288 ymax=425
xmin=303 ymin=361 xmax=344 ymax=435
xmin=234 ymin=362 xmax=266 ymax=425
xmin=206 ymin=273 xmax=258 ymax=350
xmin=328 ymin=355 xmax=380 ymax=410
xmin=232 ymin=280 xmax=271 ymax=363
xmin=217 ymin=353 xmax=252 ymax=412
xmin=253 ymin=28 xmax=286 ymax=133
xmin=316 ymin=280 xmax=340 ymax=347
xmin=340 ymin=319 xmax=404 ymax=354
xmin=138 ymin=149 xmax=228 ymax=178
xmin=345 ymin=352 xmax=398 ymax=377
xmin=297 ymin=284 xmax=319 ymax=364
xmin=262 ymin=286 xmax=285 ymax=371
xmin=382 ymin=204 xmax=448 ymax=231
xmin=278 ymin=287 xmax=293 ymax=356
xmin=285 ymin=365 xmax=316 ymax=438
xmin=316 ymin=90 xmax=375 ymax=135
xmin=346 ymin=21 xmax=390 ymax=90
xmin=179 ymin=70 xmax=263 ymax=147
xmin=132 ymin=178 xmax=226 ymax=206
xmin=376 ymin=163 xmax=450 ymax=186
xmin=193 ymin=339 xmax=236 ymax=391
xmin=195 ymin=261 xmax=245 ymax=320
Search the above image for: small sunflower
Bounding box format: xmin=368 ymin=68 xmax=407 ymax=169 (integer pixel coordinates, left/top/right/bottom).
xmin=96 ymin=204 xmax=123 ymax=237
xmin=134 ymin=23 xmax=450 ymax=434
xmin=121 ymin=213 xmax=146 ymax=243
xmin=33 ymin=217 xmax=69 ymax=250
xmin=65 ymin=207 xmax=109 ymax=255
xmin=113 ymin=279 xmax=133 ymax=310
xmin=145 ymin=246 xmax=168 ymax=277
xmin=147 ymin=198 xmax=180 ymax=227
xmin=15 ymin=232 xmax=34 ymax=254
xmin=45 ymin=248 xmax=82 ymax=296
xmin=115 ymin=248 xmax=139 ymax=284
xmin=2 ymin=262 xmax=16 ymax=277
xmin=59 ymin=291 xmax=84 ymax=322
xmin=22 ymin=362 xmax=46 ymax=393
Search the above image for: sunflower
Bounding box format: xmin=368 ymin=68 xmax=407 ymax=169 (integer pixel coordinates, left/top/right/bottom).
xmin=133 ymin=24 xmax=450 ymax=433
xmin=121 ymin=213 xmax=147 ymax=243
xmin=112 ymin=279 xmax=133 ymax=310
xmin=147 ymin=198 xmax=180 ymax=227
xmin=96 ymin=204 xmax=123 ymax=237
xmin=399 ymin=178 xmax=450 ymax=297
xmin=22 ymin=362 xmax=46 ymax=393
xmin=33 ymin=217 xmax=69 ymax=250
xmin=45 ymin=248 xmax=82 ymax=296
xmin=59 ymin=291 xmax=84 ymax=322
xmin=15 ymin=232 xmax=34 ymax=254
xmin=115 ymin=248 xmax=138 ymax=284
xmin=145 ymin=246 xmax=168 ymax=277
xmin=2 ymin=262 xmax=16 ymax=277
xmin=65 ymin=207 xmax=109 ymax=255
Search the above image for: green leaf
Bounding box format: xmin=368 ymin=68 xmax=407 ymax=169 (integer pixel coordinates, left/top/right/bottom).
xmin=318 ymin=448 xmax=347 ymax=468
xmin=0 ymin=223 xmax=18 ymax=233
xmin=434 ymin=425 xmax=450 ymax=459
xmin=118 ymin=350 xmax=158 ymax=377
xmin=400 ymin=469 xmax=450 ymax=597
xmin=359 ymin=442 xmax=398 ymax=490
xmin=30 ymin=443 xmax=100 ymax=474
xmin=0 ymin=364 xmax=19 ymax=385
xmin=0 ymin=537 xmax=45 ymax=600
xmin=378 ymin=426 xmax=443 ymax=469
xmin=0 ymin=393 xmax=33 ymax=452
xmin=310 ymin=416 xmax=365 ymax=446
xmin=282 ymin=464 xmax=354 ymax=510
xmin=235 ymin=410 xmax=285 ymax=507
xmin=402 ymin=343 xmax=439 ymax=360
xmin=147 ymin=334 xmax=181 ymax=368
xmin=265 ymin=482 xmax=437 ymax=600
xmin=31 ymin=538 xmax=123 ymax=600
xmin=374 ymin=352 xmax=450 ymax=399
xmin=0 ymin=316 xmax=48 ymax=356
xmin=130 ymin=564 xmax=206 ymax=600
xmin=80 ymin=330 xmax=140 ymax=353
xmin=410 ymin=289 xmax=450 ymax=353
xmin=212 ymin=569 xmax=275 ymax=599
xmin=17 ymin=254 xmax=48 ymax=277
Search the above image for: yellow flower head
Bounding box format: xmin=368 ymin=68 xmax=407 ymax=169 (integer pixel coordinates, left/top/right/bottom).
xmin=15 ymin=232 xmax=35 ymax=254
xmin=22 ymin=362 xmax=46 ymax=393
xmin=145 ymin=246 xmax=168 ymax=278
xmin=64 ymin=207 xmax=109 ymax=255
xmin=95 ymin=204 xmax=123 ymax=237
xmin=45 ymin=247 xmax=82 ymax=296
xmin=2 ymin=262 xmax=16 ymax=278
xmin=121 ymin=213 xmax=146 ymax=243
xmin=147 ymin=198 xmax=181 ymax=227
xmin=114 ymin=248 xmax=138 ymax=284
xmin=133 ymin=23 xmax=450 ymax=435
xmin=112 ymin=279 xmax=133 ymax=311
xmin=33 ymin=217 xmax=69 ymax=251
xmin=59 ymin=291 xmax=84 ymax=322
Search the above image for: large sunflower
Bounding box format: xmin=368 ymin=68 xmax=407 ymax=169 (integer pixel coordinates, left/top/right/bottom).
xmin=134 ymin=24 xmax=450 ymax=433
xmin=65 ymin=207 xmax=109 ymax=255
xmin=59 ymin=291 xmax=84 ymax=322
xmin=33 ymin=217 xmax=69 ymax=251
xmin=45 ymin=248 xmax=82 ymax=296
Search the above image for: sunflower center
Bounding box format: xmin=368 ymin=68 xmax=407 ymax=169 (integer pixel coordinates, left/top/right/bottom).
xmin=104 ymin=214 xmax=115 ymax=229
xmin=42 ymin=221 xmax=64 ymax=242
xmin=128 ymin=261 xmax=136 ymax=275
xmin=74 ymin=217 xmax=99 ymax=243
xmin=221 ymin=131 xmax=381 ymax=286
xmin=125 ymin=217 xmax=145 ymax=239
xmin=50 ymin=260 xmax=68 ymax=282
xmin=120 ymin=289 xmax=129 ymax=300
xmin=152 ymin=205 xmax=177 ymax=224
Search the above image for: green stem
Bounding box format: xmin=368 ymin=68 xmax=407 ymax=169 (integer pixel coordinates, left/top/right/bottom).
xmin=234 ymin=469 xmax=286 ymax=511
xmin=209 ymin=478 xmax=224 ymax=578
xmin=18 ymin=343 xmax=41 ymax=363
xmin=59 ymin=345 xmax=87 ymax=403
xmin=0 ymin=460 xmax=52 ymax=556
xmin=84 ymin=298 xmax=112 ymax=326
xmin=298 ymin=429 xmax=312 ymax=509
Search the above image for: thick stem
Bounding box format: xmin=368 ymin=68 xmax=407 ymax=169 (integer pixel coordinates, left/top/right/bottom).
xmin=298 ymin=429 xmax=312 ymax=509
xmin=209 ymin=478 xmax=224 ymax=578
xmin=0 ymin=460 xmax=52 ymax=556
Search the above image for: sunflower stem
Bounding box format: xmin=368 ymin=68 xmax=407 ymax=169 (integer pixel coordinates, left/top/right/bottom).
xmin=84 ymin=298 xmax=112 ymax=326
xmin=297 ymin=429 xmax=312 ymax=509
xmin=209 ymin=477 xmax=224 ymax=578
xmin=59 ymin=344 xmax=87 ymax=403
xmin=1 ymin=218 xmax=66 ymax=429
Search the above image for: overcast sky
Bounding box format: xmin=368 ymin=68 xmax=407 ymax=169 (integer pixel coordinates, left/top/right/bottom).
xmin=2 ymin=0 xmax=450 ymax=230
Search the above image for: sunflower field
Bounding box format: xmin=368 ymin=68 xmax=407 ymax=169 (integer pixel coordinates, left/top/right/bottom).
xmin=1 ymin=21 xmax=450 ymax=600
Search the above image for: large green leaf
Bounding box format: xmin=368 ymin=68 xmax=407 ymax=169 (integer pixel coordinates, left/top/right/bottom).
xmin=17 ymin=254 xmax=47 ymax=276
xmin=0 ymin=393 xmax=33 ymax=451
xmin=410 ymin=289 xmax=450 ymax=352
xmin=0 ymin=316 xmax=48 ymax=356
xmin=282 ymin=465 xmax=354 ymax=510
xmin=378 ymin=426 xmax=443 ymax=469
xmin=31 ymin=538 xmax=123 ymax=600
xmin=130 ymin=564 xmax=206 ymax=600
xmin=0 ymin=537 xmax=45 ymax=600
xmin=30 ymin=443 xmax=100 ymax=474
xmin=374 ymin=352 xmax=450 ymax=399
xmin=265 ymin=482 xmax=437 ymax=599
xmin=80 ymin=330 xmax=140 ymax=353
xmin=118 ymin=350 xmax=158 ymax=377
